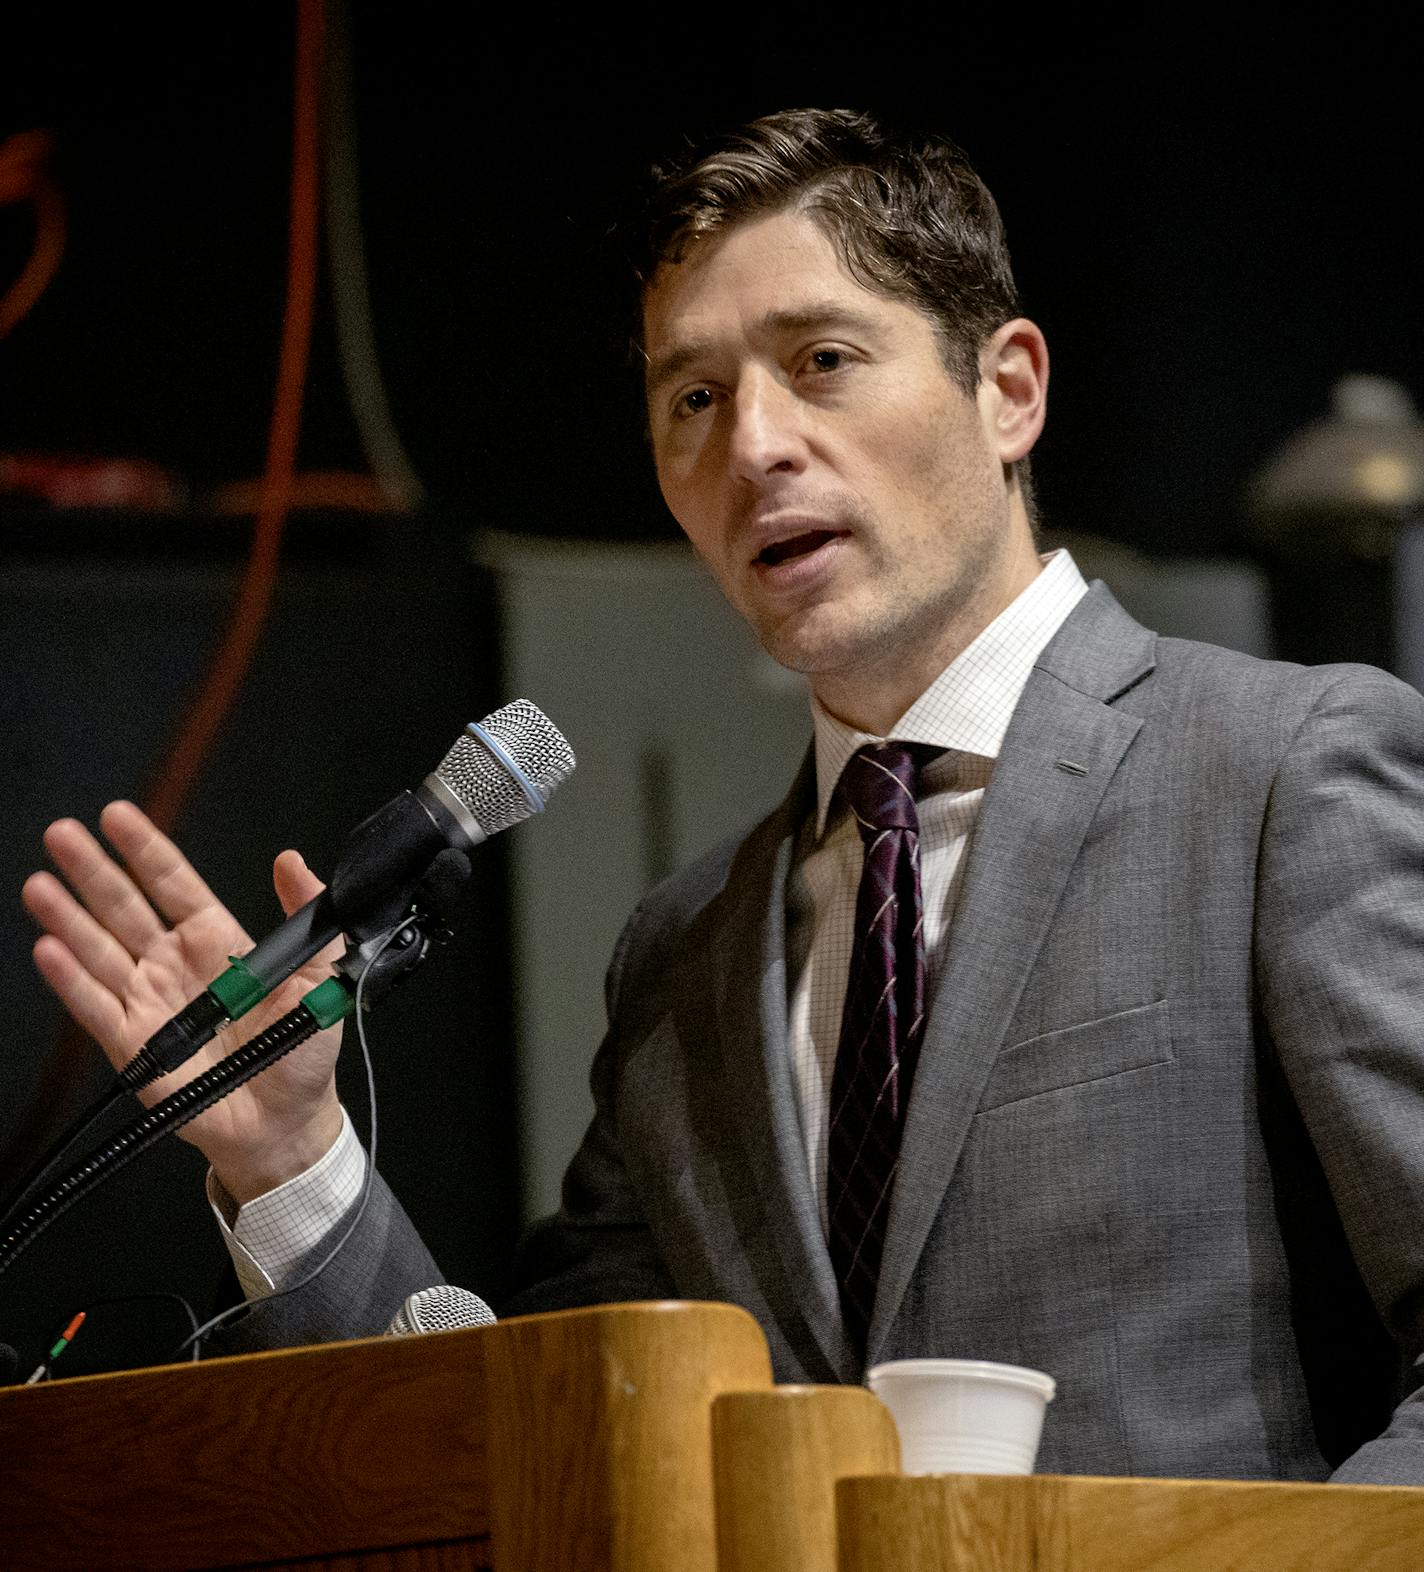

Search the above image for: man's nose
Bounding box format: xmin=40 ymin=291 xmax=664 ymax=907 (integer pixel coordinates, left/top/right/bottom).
xmin=727 ymin=371 xmax=806 ymax=483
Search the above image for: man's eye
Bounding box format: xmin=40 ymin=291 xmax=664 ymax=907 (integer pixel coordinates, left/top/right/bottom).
xmin=680 ymin=387 xmax=715 ymax=416
xmin=809 ymin=349 xmax=844 ymax=372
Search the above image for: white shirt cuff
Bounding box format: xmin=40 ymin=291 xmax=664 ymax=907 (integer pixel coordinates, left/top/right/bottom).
xmin=206 ymin=1107 xmax=368 ymax=1301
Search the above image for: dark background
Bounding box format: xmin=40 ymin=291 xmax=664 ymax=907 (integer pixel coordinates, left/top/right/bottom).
xmin=5 ymin=15 xmax=1420 ymax=549
xmin=1 ymin=11 xmax=1419 ymax=1375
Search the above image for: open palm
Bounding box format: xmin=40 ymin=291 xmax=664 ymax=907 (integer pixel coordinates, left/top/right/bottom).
xmin=23 ymin=800 xmax=346 ymax=1200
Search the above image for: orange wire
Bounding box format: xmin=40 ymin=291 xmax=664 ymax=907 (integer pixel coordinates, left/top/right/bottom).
xmin=206 ymin=469 xmax=393 ymax=517
xmin=0 ymin=130 xmax=67 ymax=340
xmin=144 ymin=0 xmax=325 ymax=834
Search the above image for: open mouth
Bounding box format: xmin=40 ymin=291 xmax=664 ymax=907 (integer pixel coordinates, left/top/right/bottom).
xmin=757 ymin=530 xmax=842 ymax=567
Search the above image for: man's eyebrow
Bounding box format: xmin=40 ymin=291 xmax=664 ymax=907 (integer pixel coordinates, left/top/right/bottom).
xmin=645 ymin=302 xmax=885 ymax=398
xmin=761 ymin=303 xmax=884 ymax=339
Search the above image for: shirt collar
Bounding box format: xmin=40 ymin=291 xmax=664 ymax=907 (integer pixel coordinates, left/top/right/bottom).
xmin=810 ymin=549 xmax=1090 ymax=834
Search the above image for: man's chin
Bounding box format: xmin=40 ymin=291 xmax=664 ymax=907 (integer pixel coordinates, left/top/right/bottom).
xmin=753 ymin=614 xmax=871 ymax=683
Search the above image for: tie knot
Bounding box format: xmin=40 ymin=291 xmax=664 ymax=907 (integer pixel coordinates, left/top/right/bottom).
xmin=838 ymin=742 xmax=927 ymax=836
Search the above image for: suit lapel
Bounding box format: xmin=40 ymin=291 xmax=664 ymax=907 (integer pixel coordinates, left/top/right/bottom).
xmin=867 ymin=587 xmax=1156 ymax=1363
xmin=709 ymin=754 xmax=860 ymax=1382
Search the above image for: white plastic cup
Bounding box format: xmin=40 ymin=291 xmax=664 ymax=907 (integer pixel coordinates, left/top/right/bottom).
xmin=866 ymin=1358 xmax=1056 ymax=1475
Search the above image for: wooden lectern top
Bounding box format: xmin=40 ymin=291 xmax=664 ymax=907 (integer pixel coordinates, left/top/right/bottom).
xmin=0 ymin=1299 xmax=770 ymax=1572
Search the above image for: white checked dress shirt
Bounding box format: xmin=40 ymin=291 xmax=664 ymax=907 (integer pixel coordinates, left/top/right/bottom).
xmin=213 ymin=551 xmax=1088 ymax=1295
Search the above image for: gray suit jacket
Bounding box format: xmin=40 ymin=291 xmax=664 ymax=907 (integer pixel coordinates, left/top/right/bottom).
xmin=223 ymin=586 xmax=1424 ymax=1485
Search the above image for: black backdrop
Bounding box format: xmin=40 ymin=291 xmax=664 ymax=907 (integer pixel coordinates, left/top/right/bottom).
xmin=1 ymin=11 xmax=1420 ymax=1375
xmin=4 ymin=14 xmax=1420 ymax=550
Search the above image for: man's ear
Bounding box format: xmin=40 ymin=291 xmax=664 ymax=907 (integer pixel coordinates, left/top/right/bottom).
xmin=977 ymin=318 xmax=1049 ymax=464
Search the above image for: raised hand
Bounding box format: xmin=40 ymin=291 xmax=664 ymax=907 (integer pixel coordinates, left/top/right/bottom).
xmin=23 ymin=801 xmax=345 ymax=1203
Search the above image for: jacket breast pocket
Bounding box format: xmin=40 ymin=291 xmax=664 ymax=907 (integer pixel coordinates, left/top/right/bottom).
xmin=976 ymin=999 xmax=1173 ymax=1113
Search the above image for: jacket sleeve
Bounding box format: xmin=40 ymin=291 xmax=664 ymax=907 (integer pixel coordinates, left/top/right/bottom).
xmin=206 ymin=1166 xmax=445 ymax=1354
xmin=1253 ymin=665 xmax=1424 ymax=1484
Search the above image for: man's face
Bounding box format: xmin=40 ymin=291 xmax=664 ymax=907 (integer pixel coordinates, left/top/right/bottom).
xmin=642 ymin=207 xmax=1039 ymax=725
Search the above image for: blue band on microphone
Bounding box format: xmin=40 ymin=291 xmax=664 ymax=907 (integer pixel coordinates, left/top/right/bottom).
xmin=467 ymin=721 xmax=545 ymax=814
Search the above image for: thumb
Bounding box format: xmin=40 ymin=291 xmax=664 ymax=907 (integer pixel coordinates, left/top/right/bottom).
xmin=272 ymin=849 xmax=326 ymax=916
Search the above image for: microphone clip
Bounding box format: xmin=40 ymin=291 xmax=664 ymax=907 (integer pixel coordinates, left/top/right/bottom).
xmin=332 ymin=845 xmax=472 ymax=1010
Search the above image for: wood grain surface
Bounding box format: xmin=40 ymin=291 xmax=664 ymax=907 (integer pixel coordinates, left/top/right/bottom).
xmin=836 ymin=1471 xmax=1424 ymax=1571
xmin=482 ymin=1300 xmax=773 ymax=1572
xmin=713 ymin=1385 xmax=900 ymax=1572
xmin=1 ymin=1324 xmax=493 ymax=1571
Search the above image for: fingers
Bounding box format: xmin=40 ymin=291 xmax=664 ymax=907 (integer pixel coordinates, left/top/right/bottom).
xmin=27 ymin=798 xmax=241 ymax=986
xmin=272 ymin=849 xmax=325 ymax=917
xmin=29 ymin=932 xmax=128 ymax=1062
xmin=98 ymin=801 xmax=226 ymax=928
xmin=38 ymin=814 xmax=168 ymax=963
xmin=22 ymin=867 xmax=138 ymax=999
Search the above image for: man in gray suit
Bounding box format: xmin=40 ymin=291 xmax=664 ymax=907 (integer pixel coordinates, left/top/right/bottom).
xmin=25 ymin=110 xmax=1424 ymax=1483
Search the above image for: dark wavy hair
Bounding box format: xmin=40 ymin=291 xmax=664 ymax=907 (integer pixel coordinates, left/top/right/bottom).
xmin=633 ymin=107 xmax=1023 ymax=396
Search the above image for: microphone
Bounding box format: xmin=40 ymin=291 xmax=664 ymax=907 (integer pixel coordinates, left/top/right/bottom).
xmin=386 ymin=1285 xmax=497 ymax=1335
xmin=121 ymin=700 xmax=575 ymax=1092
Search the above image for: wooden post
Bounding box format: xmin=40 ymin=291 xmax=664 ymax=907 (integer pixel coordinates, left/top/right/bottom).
xmin=712 ymin=1385 xmax=900 ymax=1572
xmin=482 ymin=1300 xmax=773 ymax=1572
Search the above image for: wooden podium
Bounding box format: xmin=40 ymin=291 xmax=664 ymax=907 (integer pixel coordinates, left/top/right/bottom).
xmin=4 ymin=1300 xmax=1423 ymax=1570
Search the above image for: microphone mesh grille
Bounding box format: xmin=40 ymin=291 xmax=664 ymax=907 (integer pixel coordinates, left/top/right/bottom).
xmin=391 ymin=1285 xmax=498 ymax=1334
xmin=434 ymin=700 xmax=575 ymax=835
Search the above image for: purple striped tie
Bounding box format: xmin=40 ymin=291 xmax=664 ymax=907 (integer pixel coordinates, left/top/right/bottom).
xmin=827 ymin=741 xmax=931 ymax=1359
